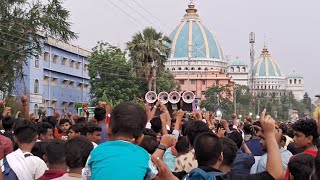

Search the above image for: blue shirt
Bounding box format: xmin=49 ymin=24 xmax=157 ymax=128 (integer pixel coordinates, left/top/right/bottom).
xmin=256 ymin=147 xmax=292 ymax=173
xmin=163 ymin=148 xmax=176 ymax=172
xmin=246 ymin=138 xmax=265 ymax=156
xmin=98 ymin=122 xmax=107 ymax=144
xmin=231 ymin=149 xmax=255 ymax=174
xmin=88 ymin=140 xmax=152 ymax=180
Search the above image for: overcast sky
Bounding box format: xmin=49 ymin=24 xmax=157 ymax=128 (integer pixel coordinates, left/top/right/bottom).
xmin=62 ymin=0 xmax=320 ymax=99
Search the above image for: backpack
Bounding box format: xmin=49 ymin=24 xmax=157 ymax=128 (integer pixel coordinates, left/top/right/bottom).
xmin=2 ymin=158 xmax=19 ymax=180
xmin=184 ymin=168 xmax=225 ymax=180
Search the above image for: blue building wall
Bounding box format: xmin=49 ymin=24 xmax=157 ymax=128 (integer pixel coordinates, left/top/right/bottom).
xmin=16 ymin=40 xmax=91 ymax=116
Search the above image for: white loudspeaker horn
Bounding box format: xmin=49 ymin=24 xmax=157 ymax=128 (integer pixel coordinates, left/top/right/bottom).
xmin=145 ymin=91 xmax=158 ymax=104
xmin=158 ymin=92 xmax=169 ymax=104
xmin=182 ymin=91 xmax=195 ymax=104
xmin=168 ymin=91 xmax=181 ymax=104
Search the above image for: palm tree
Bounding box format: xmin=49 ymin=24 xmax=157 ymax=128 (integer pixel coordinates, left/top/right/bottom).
xmin=127 ymin=27 xmax=171 ymax=91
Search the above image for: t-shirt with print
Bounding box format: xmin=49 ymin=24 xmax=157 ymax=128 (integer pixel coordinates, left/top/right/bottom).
xmin=88 ymin=140 xmax=156 ymax=180
xmin=174 ymin=149 xmax=198 ymax=173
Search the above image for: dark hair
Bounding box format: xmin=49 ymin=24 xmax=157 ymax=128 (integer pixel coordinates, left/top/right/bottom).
xmin=14 ymin=120 xmax=37 ymax=144
xmin=175 ymin=136 xmax=189 ymax=154
xmin=292 ymin=119 xmax=319 ymax=144
xmin=227 ymin=130 xmax=243 ymax=149
xmin=45 ymin=139 xmax=66 ymax=165
xmin=194 ymin=132 xmax=222 ymax=167
xmin=69 ymin=123 xmax=87 ymax=136
xmin=220 ymin=137 xmax=238 ymax=166
xmin=287 ymin=129 xmax=294 ymax=139
xmin=31 ymin=141 xmax=48 ymax=160
xmin=143 ymin=128 xmax=157 ymax=138
xmin=279 ymin=123 xmax=288 ymax=135
xmin=76 ymin=117 xmax=86 ymax=124
xmin=288 ymin=153 xmax=315 ymax=180
xmin=110 ymin=102 xmax=147 ymax=139
xmin=183 ymin=121 xmax=209 ymax=146
xmin=281 ymin=135 xmax=287 ymax=143
xmin=2 ymin=116 xmax=15 ymax=130
xmin=65 ymin=136 xmax=93 ymax=168
xmin=59 ymin=118 xmax=71 ymax=126
xmin=94 ymin=107 xmax=106 ymax=122
xmin=243 ymin=124 xmax=253 ymax=135
xmin=37 ymin=122 xmax=53 ymax=136
xmin=86 ymin=122 xmax=102 ymax=134
xmin=44 ymin=116 xmax=58 ymax=127
xmin=139 ymin=135 xmax=159 ymax=154
xmin=150 ymin=117 xmax=162 ymax=133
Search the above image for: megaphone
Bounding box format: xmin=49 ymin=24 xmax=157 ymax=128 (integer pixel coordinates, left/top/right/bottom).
xmin=168 ymin=91 xmax=181 ymax=104
xmin=182 ymin=91 xmax=195 ymax=104
xmin=158 ymin=92 xmax=169 ymax=104
xmin=145 ymin=91 xmax=157 ymax=104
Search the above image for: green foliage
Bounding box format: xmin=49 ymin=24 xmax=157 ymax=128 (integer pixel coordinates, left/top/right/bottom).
xmin=156 ymin=70 xmax=180 ymax=92
xmin=127 ymin=27 xmax=171 ymax=88
xmin=200 ymin=85 xmax=233 ymax=118
xmin=0 ymin=0 xmax=77 ymax=93
xmin=88 ymin=42 xmax=147 ymax=105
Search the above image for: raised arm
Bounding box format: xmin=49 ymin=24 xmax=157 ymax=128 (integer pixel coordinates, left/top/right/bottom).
xmin=260 ymin=109 xmax=284 ymax=180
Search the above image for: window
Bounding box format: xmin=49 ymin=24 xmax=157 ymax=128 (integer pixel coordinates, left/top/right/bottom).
xmin=198 ymin=67 xmax=202 ymax=70
xmin=184 ymin=67 xmax=188 ymax=70
xmin=51 ymin=77 xmax=58 ymax=86
xmin=76 ymin=62 xmax=81 ymax=69
xmin=202 ymin=80 xmax=205 ymax=85
xmin=62 ymin=57 xmax=67 ymax=65
xmin=242 ymin=67 xmax=246 ymax=72
xmin=191 ymin=67 xmax=195 ymax=70
xmin=191 ymin=80 xmax=196 ymax=84
xmin=84 ymin=64 xmax=88 ymax=71
xmin=53 ymin=55 xmax=59 ymax=64
xmin=84 ymin=84 xmax=89 ymax=92
xmin=34 ymin=79 xmax=39 ymax=94
xmin=62 ymin=79 xmax=68 ymax=88
xmin=35 ymin=57 xmax=39 ymax=68
xmin=70 ymin=60 xmax=75 ymax=68
xmin=179 ymin=80 xmax=184 ymax=85
xmin=172 ymin=68 xmax=175 ymax=71
xmin=34 ymin=104 xmax=38 ymax=116
xmin=299 ymin=79 xmax=301 ymax=84
xmin=178 ymin=67 xmax=182 ymax=70
xmin=230 ymin=67 xmax=234 ymax=72
xmin=236 ymin=66 xmax=240 ymax=72
xmin=294 ymin=79 xmax=297 ymax=84
xmin=69 ymin=80 xmax=75 ymax=88
xmin=44 ymin=52 xmax=49 ymax=61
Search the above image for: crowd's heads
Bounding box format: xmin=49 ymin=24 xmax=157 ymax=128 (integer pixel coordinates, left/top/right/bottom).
xmin=59 ymin=119 xmax=71 ymax=133
xmin=183 ymin=120 xmax=209 ymax=146
xmin=68 ymin=123 xmax=87 ymax=139
xmin=45 ymin=139 xmax=66 ymax=167
xmin=220 ymin=137 xmax=238 ymax=167
xmin=291 ymin=119 xmax=319 ymax=148
xmin=13 ymin=120 xmax=37 ymax=144
xmin=94 ymin=107 xmax=106 ymax=122
xmin=44 ymin=116 xmax=58 ymax=128
xmin=65 ymin=136 xmax=93 ymax=169
xmin=288 ymin=153 xmax=315 ymax=180
xmin=194 ymin=132 xmax=223 ymax=167
xmin=175 ymin=136 xmax=189 ymax=156
xmin=2 ymin=116 xmax=15 ymax=130
xmin=150 ymin=117 xmax=162 ymax=134
xmin=227 ymin=130 xmax=243 ymax=149
xmin=109 ymin=102 xmax=147 ymax=142
xmin=37 ymin=122 xmax=54 ymax=142
xmin=31 ymin=141 xmax=48 ymax=160
xmin=139 ymin=135 xmax=159 ymax=154
xmin=86 ymin=122 xmax=102 ymax=144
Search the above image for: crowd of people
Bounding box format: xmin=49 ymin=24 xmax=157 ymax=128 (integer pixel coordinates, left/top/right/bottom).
xmin=0 ymin=96 xmax=319 ymax=180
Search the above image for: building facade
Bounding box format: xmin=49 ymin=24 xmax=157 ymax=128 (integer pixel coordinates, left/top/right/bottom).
xmin=227 ymin=46 xmax=304 ymax=100
xmin=14 ymin=37 xmax=91 ymax=116
xmin=165 ymin=3 xmax=234 ymax=100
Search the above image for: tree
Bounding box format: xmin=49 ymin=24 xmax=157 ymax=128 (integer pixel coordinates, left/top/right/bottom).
xmin=0 ymin=0 xmax=77 ymax=93
xmin=302 ymin=92 xmax=313 ymax=113
xmin=88 ymin=42 xmax=147 ymax=105
xmin=201 ymin=85 xmax=233 ymax=118
xmin=127 ymin=27 xmax=171 ymax=91
xmin=156 ymin=70 xmax=180 ymax=92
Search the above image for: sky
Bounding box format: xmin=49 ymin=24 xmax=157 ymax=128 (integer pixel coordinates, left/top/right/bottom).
xmin=61 ymin=0 xmax=320 ymax=99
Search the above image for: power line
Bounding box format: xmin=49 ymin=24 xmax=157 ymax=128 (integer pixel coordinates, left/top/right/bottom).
xmin=131 ymin=0 xmax=172 ymax=32
xmin=101 ymin=0 xmax=145 ymax=28
xmin=117 ymin=0 xmax=163 ymax=31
